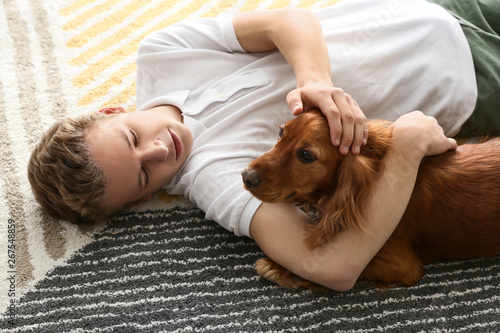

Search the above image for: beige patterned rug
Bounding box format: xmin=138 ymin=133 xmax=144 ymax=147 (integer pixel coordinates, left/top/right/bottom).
xmin=1 ymin=0 xmax=499 ymax=332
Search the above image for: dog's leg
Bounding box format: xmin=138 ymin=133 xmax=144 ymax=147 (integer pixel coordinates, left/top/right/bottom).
xmin=255 ymin=258 xmax=330 ymax=292
xmin=359 ymin=237 xmax=425 ymax=288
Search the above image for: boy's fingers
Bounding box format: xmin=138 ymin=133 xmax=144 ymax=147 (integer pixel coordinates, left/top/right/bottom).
xmin=286 ymin=90 xmax=304 ymax=115
xmin=332 ymin=89 xmax=355 ymax=154
xmin=323 ymin=107 xmax=342 ymax=147
xmin=345 ymin=94 xmax=367 ymax=154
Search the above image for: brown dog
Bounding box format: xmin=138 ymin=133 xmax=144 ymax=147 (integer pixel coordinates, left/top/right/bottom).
xmin=242 ymin=109 xmax=500 ymax=290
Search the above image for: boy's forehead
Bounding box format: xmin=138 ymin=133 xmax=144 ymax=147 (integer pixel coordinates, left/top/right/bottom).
xmin=86 ymin=117 xmax=122 ymax=147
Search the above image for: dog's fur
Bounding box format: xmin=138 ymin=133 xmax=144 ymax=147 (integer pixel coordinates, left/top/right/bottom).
xmin=242 ymin=109 xmax=500 ymax=289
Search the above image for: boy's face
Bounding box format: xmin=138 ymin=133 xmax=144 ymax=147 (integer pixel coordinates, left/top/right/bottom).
xmin=86 ymin=106 xmax=193 ymax=214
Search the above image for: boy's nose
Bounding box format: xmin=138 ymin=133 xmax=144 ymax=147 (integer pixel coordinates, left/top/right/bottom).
xmin=141 ymin=139 xmax=169 ymax=162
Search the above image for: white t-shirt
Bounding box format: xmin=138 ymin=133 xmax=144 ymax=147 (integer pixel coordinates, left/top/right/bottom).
xmin=135 ymin=0 xmax=476 ymax=237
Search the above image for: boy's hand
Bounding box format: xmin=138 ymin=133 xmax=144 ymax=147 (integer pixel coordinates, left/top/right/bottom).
xmin=287 ymin=82 xmax=368 ymax=155
xmin=391 ymin=111 xmax=458 ymax=162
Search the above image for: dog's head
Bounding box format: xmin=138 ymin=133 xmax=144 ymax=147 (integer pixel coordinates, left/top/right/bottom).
xmin=242 ymin=109 xmax=392 ymax=247
xmin=242 ymin=109 xmax=342 ymax=205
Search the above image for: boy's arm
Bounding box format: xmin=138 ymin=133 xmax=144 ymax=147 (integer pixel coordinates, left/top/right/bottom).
xmin=249 ymin=112 xmax=457 ymax=291
xmin=233 ymin=8 xmax=367 ymax=155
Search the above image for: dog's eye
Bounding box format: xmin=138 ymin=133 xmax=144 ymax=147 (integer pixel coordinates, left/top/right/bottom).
xmin=298 ymin=149 xmax=317 ymax=163
xmin=278 ymin=126 xmax=284 ymax=139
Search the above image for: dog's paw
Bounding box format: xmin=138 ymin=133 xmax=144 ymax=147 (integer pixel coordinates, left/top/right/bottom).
xmin=255 ymin=258 xmax=329 ymax=292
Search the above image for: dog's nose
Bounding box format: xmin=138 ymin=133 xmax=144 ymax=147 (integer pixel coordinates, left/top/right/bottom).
xmin=242 ymin=167 xmax=262 ymax=188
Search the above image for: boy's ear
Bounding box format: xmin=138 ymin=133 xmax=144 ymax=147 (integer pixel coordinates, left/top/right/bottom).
xmin=96 ymin=106 xmax=127 ymax=115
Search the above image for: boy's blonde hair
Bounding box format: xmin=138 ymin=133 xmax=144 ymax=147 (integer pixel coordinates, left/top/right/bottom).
xmin=27 ymin=113 xmax=110 ymax=224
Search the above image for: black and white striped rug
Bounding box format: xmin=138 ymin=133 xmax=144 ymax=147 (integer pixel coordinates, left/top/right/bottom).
xmin=2 ymin=206 xmax=499 ymax=332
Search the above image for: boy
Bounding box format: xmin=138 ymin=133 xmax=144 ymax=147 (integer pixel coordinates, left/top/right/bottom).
xmin=29 ymin=0 xmax=494 ymax=290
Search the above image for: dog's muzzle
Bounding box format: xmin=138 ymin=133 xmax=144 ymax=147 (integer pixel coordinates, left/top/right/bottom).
xmin=242 ymin=167 xmax=262 ymax=189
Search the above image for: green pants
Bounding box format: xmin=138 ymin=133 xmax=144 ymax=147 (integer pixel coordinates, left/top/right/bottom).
xmin=427 ymin=0 xmax=500 ymax=136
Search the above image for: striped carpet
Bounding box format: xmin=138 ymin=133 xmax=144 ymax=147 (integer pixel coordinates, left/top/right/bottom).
xmin=1 ymin=0 xmax=499 ymax=331
xmin=3 ymin=206 xmax=500 ymax=332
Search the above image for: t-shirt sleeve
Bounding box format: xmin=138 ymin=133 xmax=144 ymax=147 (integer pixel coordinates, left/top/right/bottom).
xmin=137 ymin=13 xmax=245 ymax=55
xmin=182 ymin=157 xmax=263 ymax=238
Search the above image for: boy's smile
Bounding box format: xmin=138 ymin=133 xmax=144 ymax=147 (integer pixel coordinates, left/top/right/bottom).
xmin=86 ymin=105 xmax=193 ymax=214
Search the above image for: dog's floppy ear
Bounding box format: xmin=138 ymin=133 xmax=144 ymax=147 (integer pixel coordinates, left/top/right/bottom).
xmin=305 ymin=153 xmax=379 ymax=249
